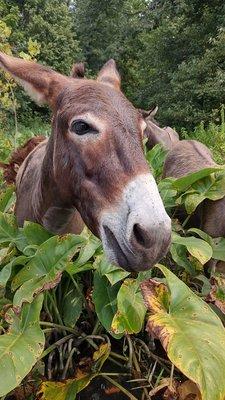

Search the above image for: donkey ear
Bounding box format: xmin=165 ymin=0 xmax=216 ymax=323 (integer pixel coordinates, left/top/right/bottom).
xmin=148 ymin=105 xmax=158 ymax=118
xmin=71 ymin=62 xmax=85 ymax=78
xmin=139 ymin=106 xmax=159 ymax=120
xmin=97 ymin=59 xmax=121 ymax=90
xmin=0 ymin=52 xmax=69 ymax=107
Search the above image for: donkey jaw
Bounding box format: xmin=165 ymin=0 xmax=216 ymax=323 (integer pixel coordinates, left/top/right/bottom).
xmin=100 ymin=173 xmax=172 ymax=272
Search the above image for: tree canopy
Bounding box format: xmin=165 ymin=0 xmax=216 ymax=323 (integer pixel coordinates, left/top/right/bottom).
xmin=1 ymin=0 xmax=225 ymax=129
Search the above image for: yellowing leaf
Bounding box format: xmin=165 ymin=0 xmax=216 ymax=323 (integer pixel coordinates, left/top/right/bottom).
xmin=178 ymin=380 xmax=202 ymax=400
xmin=38 ymin=342 xmax=110 ymax=400
xmin=141 ymin=265 xmax=225 ymax=400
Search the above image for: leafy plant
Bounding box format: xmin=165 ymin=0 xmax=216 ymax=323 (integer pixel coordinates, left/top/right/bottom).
xmin=0 ymin=147 xmax=225 ymax=399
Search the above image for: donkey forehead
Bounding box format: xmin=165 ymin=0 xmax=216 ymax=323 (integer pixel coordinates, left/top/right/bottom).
xmin=56 ymin=80 xmax=141 ymax=124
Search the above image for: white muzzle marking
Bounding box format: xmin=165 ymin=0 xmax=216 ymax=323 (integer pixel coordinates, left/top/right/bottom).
xmin=100 ymin=173 xmax=171 ymax=271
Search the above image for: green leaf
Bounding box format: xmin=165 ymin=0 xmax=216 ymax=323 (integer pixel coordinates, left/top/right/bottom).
xmin=67 ymin=234 xmax=100 ymax=274
xmin=158 ymin=178 xmax=177 ymax=210
xmin=170 ymin=243 xmax=196 ymax=275
xmin=0 ymin=247 xmax=10 ymax=263
xmin=111 ymin=279 xmax=146 ymax=335
xmin=141 ymin=265 xmax=225 ymax=400
xmin=0 ymin=212 xmax=29 ymax=253
xmin=0 ymin=295 xmax=44 ymax=397
xmin=22 ymin=221 xmax=52 ymax=245
xmin=94 ymin=254 xmax=129 ymax=285
xmin=0 ymin=212 xmax=18 ymax=244
xmin=146 ymin=144 xmax=168 ymax=178
xmin=62 ymin=283 xmax=83 ymax=327
xmin=0 ymin=185 xmax=15 ymax=212
xmin=189 ymin=229 xmax=225 ymax=262
xmin=172 ymin=232 xmax=212 ymax=265
xmin=0 ymin=255 xmax=30 ymax=288
xmin=177 ymin=172 xmax=225 ymax=214
xmin=93 ymin=271 xmax=121 ymax=338
xmin=211 ymin=237 xmax=225 ymax=262
xmin=172 ymin=166 xmax=224 ymax=192
xmin=12 ymin=235 xmax=84 ymax=308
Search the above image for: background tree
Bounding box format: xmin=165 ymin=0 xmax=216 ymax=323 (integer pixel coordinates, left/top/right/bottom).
xmin=1 ymin=0 xmax=225 ymax=129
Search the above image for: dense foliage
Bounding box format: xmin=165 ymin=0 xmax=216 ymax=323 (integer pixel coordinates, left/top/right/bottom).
xmin=0 ymin=148 xmax=225 ymax=399
xmin=1 ymin=0 xmax=225 ymax=128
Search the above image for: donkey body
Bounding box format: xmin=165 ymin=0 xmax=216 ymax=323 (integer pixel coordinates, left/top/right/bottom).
xmin=0 ymin=53 xmax=171 ymax=272
xmin=163 ymin=140 xmax=225 ymax=239
xmin=140 ymin=105 xmax=224 ymax=270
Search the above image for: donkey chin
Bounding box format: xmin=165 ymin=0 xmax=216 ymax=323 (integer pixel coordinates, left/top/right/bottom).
xmin=100 ymin=173 xmax=171 ymax=272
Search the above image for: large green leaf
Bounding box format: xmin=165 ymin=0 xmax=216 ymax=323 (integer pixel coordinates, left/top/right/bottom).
xmin=93 ymin=271 xmax=121 ymax=338
xmin=111 ymin=278 xmax=146 ymax=335
xmin=188 ymin=228 xmax=225 ymax=262
xmin=0 ymin=295 xmax=44 ymax=397
xmin=172 ymin=232 xmax=212 ymax=265
xmin=94 ymin=254 xmax=129 ymax=285
xmin=12 ymin=234 xmax=84 ymax=308
xmin=177 ymin=172 xmax=225 ymax=214
xmin=22 ymin=221 xmax=52 ymax=245
xmin=62 ymin=282 xmax=83 ymax=327
xmin=141 ymin=265 xmax=225 ymax=400
xmin=173 ymin=166 xmax=224 ymax=192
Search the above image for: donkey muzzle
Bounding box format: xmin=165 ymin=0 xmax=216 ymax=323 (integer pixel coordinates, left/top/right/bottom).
xmin=100 ymin=173 xmax=171 ymax=271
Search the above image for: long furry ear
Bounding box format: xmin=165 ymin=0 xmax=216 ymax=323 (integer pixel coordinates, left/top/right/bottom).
xmin=71 ymin=62 xmax=85 ymax=78
xmin=139 ymin=105 xmax=159 ymax=120
xmin=97 ymin=59 xmax=121 ymax=90
xmin=0 ymin=52 xmax=70 ymax=107
xmin=148 ymin=105 xmax=158 ymax=118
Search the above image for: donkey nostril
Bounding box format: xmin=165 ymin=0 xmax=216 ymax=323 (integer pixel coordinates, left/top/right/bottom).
xmin=133 ymin=223 xmax=153 ymax=249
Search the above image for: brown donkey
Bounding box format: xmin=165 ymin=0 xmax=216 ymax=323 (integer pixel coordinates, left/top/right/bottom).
xmin=0 ymin=53 xmax=171 ymax=272
xmin=163 ymin=140 xmax=225 ymax=272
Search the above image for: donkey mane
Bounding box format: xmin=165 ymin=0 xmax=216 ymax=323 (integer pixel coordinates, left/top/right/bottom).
xmin=0 ymin=136 xmax=45 ymax=184
xmin=71 ymin=62 xmax=85 ymax=79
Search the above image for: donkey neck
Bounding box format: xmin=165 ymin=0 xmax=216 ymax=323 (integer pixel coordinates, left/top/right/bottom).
xmin=35 ymin=135 xmax=79 ymax=234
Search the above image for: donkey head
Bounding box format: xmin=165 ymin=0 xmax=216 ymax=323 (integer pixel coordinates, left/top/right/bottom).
xmin=141 ymin=107 xmax=179 ymax=151
xmin=0 ymin=53 xmax=171 ymax=271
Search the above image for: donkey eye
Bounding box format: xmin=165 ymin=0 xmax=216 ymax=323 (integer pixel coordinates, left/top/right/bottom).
xmin=70 ymin=120 xmax=97 ymax=135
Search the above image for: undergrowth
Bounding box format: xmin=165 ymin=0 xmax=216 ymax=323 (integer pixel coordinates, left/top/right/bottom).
xmin=0 ymin=145 xmax=225 ymax=400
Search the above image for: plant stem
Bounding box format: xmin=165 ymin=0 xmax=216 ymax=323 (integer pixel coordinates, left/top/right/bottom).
xmin=40 ymin=334 xmax=74 ymax=360
xmin=40 ymin=321 xmax=79 ymax=335
xmin=103 ymin=375 xmax=139 ymax=400
xmin=47 ymin=291 xmax=65 ymax=331
xmin=9 ymin=85 xmax=18 ymax=149
xmin=110 ymin=351 xmax=128 ymax=362
xmin=169 ymin=363 xmax=174 ymax=389
xmin=182 ymin=214 xmax=192 ymax=228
